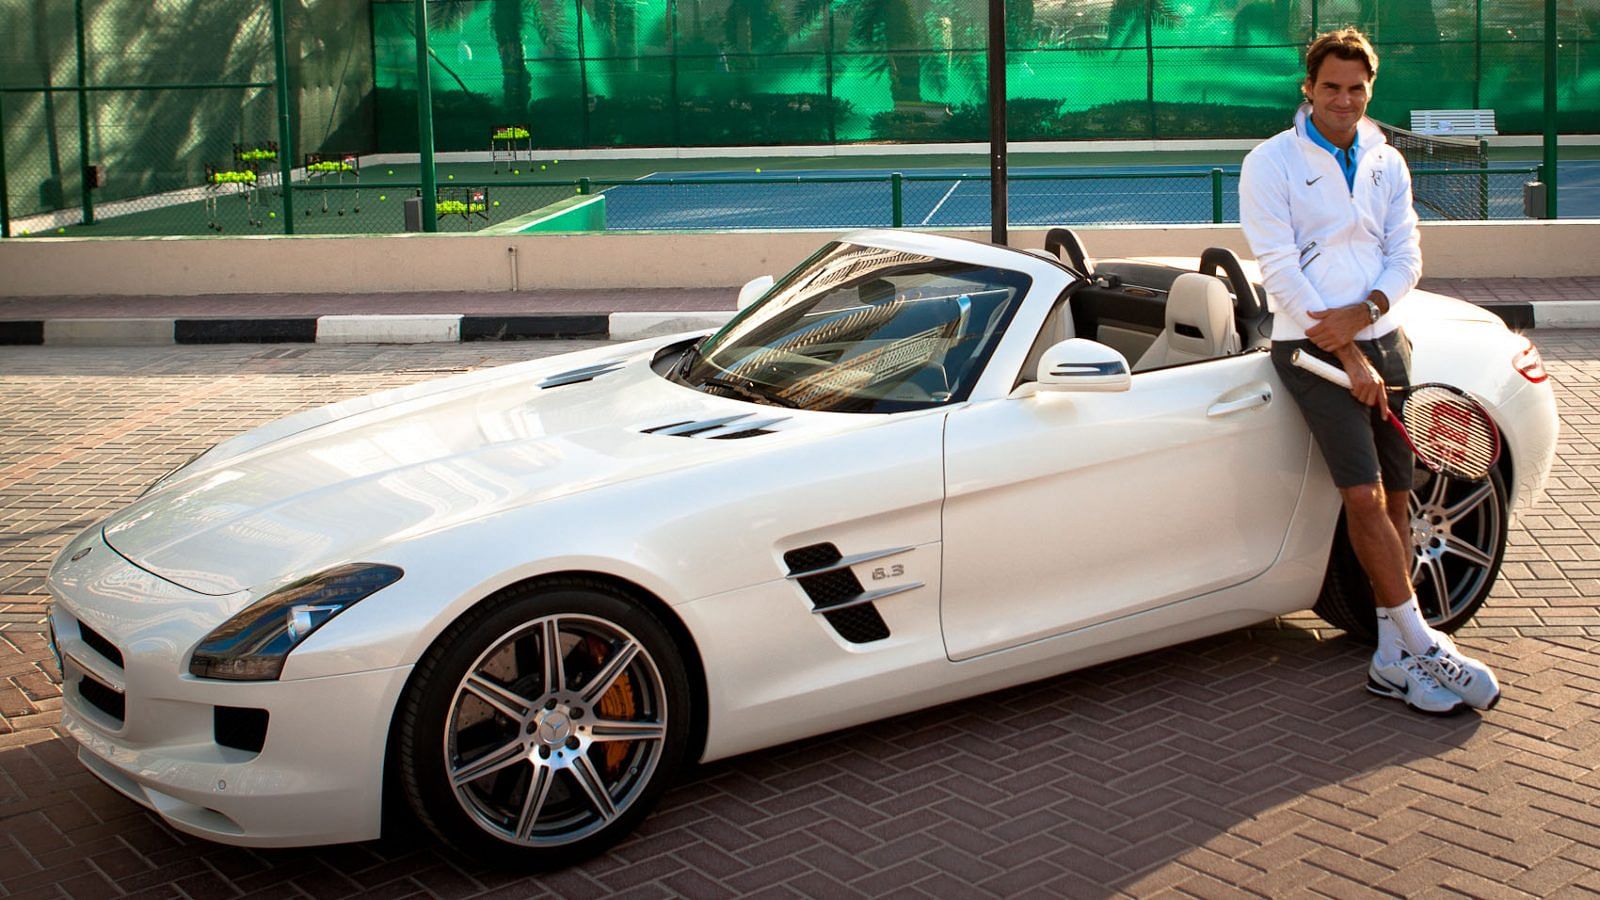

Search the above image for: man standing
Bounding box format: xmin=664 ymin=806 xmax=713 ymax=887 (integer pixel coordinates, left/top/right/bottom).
xmin=1240 ymin=28 xmax=1500 ymax=715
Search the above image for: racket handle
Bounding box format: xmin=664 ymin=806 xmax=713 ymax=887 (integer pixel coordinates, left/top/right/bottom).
xmin=1290 ymin=349 xmax=1354 ymax=389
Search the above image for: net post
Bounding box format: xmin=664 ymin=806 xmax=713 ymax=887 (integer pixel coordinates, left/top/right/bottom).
xmin=1211 ymin=168 xmax=1224 ymax=223
xmin=579 ymin=177 xmax=592 ymax=195
xmin=271 ymin=0 xmax=296 ymax=233
xmin=891 ymin=172 xmax=903 ymax=227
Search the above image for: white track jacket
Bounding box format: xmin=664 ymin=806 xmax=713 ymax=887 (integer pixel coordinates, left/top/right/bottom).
xmin=1239 ymin=105 xmax=1422 ymax=341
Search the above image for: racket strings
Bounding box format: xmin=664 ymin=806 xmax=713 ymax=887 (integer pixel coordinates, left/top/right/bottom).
xmin=1402 ymin=386 xmax=1499 ymax=479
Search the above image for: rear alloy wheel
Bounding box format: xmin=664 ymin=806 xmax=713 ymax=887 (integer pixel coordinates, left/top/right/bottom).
xmin=399 ymin=581 xmax=689 ymax=866
xmin=1314 ymin=466 xmax=1508 ymax=639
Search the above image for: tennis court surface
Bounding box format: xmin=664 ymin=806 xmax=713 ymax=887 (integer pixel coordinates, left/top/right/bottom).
xmin=603 ymin=161 xmax=1600 ymax=231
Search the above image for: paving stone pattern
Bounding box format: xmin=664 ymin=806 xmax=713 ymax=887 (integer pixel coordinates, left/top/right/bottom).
xmin=0 ymin=334 xmax=1598 ymax=898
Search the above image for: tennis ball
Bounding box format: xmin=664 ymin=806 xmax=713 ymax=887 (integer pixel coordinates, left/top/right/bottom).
xmin=269 ymin=211 xmax=277 ymax=218
xmin=57 ymin=227 xmax=65 ymax=233
xmin=387 ymin=169 xmax=394 ymax=175
xmin=755 ymin=167 xmax=762 ymax=173
xmin=448 ymin=174 xmax=455 ymax=180
xmin=540 ymin=164 xmax=546 ymax=170
xmin=379 ymin=194 xmax=387 ymax=201
xmin=512 ymin=168 xmax=520 ymax=174
xmin=552 ymin=159 xmax=558 ymax=164
xmin=492 ymin=200 xmax=500 ymax=207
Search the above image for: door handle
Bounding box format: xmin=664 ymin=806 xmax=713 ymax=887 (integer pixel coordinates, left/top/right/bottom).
xmin=1207 ymin=390 xmax=1271 ymax=418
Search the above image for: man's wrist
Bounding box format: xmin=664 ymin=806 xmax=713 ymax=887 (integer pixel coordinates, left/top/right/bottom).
xmin=1368 ymin=290 xmax=1390 ymax=314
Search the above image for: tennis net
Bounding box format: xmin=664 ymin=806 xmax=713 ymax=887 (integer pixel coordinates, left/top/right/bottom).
xmin=1374 ymin=119 xmax=1489 ymax=220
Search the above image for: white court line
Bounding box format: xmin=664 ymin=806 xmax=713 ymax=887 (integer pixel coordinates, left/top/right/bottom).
xmin=920 ymin=178 xmax=965 ymax=226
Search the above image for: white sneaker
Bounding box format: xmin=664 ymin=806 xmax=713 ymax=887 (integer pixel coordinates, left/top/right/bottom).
xmin=1415 ymin=637 xmax=1501 ymax=710
xmin=1368 ymin=652 xmax=1467 ymax=716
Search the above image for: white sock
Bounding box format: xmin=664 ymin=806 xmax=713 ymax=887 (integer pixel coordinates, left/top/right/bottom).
xmin=1380 ymin=597 xmax=1438 ymax=658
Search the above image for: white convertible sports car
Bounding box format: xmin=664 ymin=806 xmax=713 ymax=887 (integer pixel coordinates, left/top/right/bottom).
xmin=47 ymin=229 xmax=1557 ymax=866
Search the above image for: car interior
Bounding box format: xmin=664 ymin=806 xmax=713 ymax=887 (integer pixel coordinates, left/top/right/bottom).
xmin=1019 ymin=228 xmax=1275 ymax=384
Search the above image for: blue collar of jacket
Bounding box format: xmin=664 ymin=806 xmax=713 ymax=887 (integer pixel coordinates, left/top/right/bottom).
xmin=1305 ymin=115 xmax=1359 ymax=192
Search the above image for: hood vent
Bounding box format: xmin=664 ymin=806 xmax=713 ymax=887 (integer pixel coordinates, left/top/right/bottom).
xmin=642 ymin=412 xmax=790 ymax=439
xmin=538 ymin=360 xmax=625 ymax=389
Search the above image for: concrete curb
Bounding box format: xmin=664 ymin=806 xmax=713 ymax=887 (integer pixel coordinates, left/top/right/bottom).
xmin=0 ymin=311 xmax=736 ymax=347
xmin=2 ymin=304 xmax=1595 ymax=347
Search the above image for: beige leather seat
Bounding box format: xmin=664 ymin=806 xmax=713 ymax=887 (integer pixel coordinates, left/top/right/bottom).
xmin=1133 ymin=272 xmax=1240 ymax=372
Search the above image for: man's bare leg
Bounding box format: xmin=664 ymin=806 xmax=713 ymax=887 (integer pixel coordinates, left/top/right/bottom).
xmin=1339 ymin=482 xmax=1412 ymax=606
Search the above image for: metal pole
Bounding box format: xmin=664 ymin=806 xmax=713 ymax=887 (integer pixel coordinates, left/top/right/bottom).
xmin=891 ymin=172 xmax=903 ymax=227
xmin=1472 ymin=0 xmax=1482 ymax=109
xmin=1144 ymin=0 xmax=1156 ymax=139
xmin=987 ymin=0 xmax=1006 ymax=245
xmin=576 ymin=0 xmax=590 ymax=148
xmin=826 ymin=2 xmax=836 ymax=144
xmin=270 ymin=0 xmax=295 ymax=232
xmin=73 ymin=0 xmax=94 ymax=226
xmin=1543 ymin=0 xmax=1558 ymax=218
xmin=1211 ymin=168 xmax=1223 ymax=223
xmin=0 ymin=97 xmax=10 ymax=237
xmin=415 ymin=0 xmax=438 ymax=231
xmin=669 ymin=0 xmax=680 ymax=147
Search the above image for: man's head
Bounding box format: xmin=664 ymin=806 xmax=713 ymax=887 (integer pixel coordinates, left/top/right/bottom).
xmin=1302 ymin=28 xmax=1378 ymax=144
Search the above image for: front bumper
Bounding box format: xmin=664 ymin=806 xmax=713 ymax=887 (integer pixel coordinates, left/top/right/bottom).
xmin=48 ymin=531 xmax=412 ymax=847
xmin=1497 ymin=376 xmax=1560 ymax=519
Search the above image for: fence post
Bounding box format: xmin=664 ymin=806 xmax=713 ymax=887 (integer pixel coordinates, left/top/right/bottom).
xmin=826 ymin=3 xmax=836 ymax=144
xmin=0 ymin=98 xmax=10 ymax=237
xmin=1472 ymin=0 xmax=1482 ymax=109
xmin=414 ymin=0 xmax=438 ymax=231
xmin=1542 ymin=0 xmax=1557 ymax=219
xmin=1211 ymin=168 xmax=1224 ymax=223
xmin=579 ymin=177 xmax=592 ymax=195
xmin=271 ymin=0 xmax=296 ymax=232
xmin=1144 ymin=0 xmax=1156 ymax=140
xmin=668 ymin=0 xmax=680 ymax=147
xmin=575 ymin=0 xmax=591 ymax=148
xmin=891 ymin=173 xmax=903 ymax=227
xmin=73 ymin=0 xmax=94 ymax=226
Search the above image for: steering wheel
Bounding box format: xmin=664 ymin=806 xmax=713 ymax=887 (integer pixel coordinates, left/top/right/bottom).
xmin=1045 ymin=228 xmax=1091 ymax=277
xmin=1197 ymin=247 xmax=1261 ymax=318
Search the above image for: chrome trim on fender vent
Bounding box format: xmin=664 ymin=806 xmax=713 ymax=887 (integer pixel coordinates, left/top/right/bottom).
xmin=808 ymin=582 xmax=923 ymax=614
xmin=785 ymin=545 xmax=914 ymax=580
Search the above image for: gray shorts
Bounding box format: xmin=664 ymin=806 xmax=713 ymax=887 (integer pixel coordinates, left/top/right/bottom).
xmin=1271 ymin=330 xmax=1415 ymax=491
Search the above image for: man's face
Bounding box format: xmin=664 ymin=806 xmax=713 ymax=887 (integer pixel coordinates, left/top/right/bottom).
xmin=1304 ymin=55 xmax=1373 ymax=139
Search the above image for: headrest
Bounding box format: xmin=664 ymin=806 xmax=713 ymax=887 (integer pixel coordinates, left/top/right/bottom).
xmin=1165 ymin=273 xmax=1237 ymax=353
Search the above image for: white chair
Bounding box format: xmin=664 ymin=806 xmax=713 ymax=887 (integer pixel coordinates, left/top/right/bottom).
xmin=1133 ymin=273 xmax=1240 ymax=372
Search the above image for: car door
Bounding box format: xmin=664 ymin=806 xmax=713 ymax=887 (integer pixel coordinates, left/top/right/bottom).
xmin=939 ymin=351 xmax=1310 ymax=661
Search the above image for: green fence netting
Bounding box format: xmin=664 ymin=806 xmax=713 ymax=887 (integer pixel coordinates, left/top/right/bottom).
xmin=0 ymin=0 xmax=375 ymax=236
xmin=371 ymin=0 xmax=1600 ymax=151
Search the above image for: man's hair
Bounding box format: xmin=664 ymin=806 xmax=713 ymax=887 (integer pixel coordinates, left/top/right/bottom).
xmin=1305 ymin=28 xmax=1378 ymax=83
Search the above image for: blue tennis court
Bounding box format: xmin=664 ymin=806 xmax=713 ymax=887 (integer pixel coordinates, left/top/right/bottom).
xmin=601 ymin=161 xmax=1600 ymax=231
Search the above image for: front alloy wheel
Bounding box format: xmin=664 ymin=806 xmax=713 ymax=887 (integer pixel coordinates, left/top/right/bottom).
xmin=399 ymin=580 xmax=690 ymax=866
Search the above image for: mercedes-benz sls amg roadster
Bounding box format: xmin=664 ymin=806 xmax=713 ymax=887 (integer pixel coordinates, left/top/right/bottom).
xmin=47 ymin=229 xmax=1558 ymax=866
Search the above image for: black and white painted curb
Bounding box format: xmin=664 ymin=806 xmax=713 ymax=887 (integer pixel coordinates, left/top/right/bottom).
xmin=0 ymin=311 xmax=738 ymax=346
xmin=3 ymin=302 xmax=1597 ymax=347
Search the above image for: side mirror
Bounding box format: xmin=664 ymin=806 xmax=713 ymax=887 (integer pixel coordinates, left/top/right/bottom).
xmin=737 ymin=275 xmax=774 ymax=311
xmin=1035 ymin=338 xmax=1131 ymax=393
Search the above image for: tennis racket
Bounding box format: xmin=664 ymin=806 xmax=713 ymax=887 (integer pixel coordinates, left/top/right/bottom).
xmin=1290 ymin=349 xmax=1501 ymax=482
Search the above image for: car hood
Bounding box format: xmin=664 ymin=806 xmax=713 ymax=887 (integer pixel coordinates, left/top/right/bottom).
xmin=102 ymin=348 xmax=826 ymax=596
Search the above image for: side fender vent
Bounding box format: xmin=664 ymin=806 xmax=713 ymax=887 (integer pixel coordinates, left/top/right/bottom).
xmin=783 ymin=543 xmax=890 ymax=644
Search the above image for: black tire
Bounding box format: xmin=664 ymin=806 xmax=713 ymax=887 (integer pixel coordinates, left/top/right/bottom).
xmin=1314 ymin=465 xmax=1508 ymax=640
xmin=397 ymin=577 xmax=690 ymax=868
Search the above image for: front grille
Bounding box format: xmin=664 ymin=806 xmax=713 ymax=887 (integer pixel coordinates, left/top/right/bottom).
xmin=784 ymin=543 xmax=891 ymax=644
xmin=77 ymin=622 xmax=124 ymax=668
xmin=77 ymin=673 xmax=125 ymax=723
xmin=215 ymin=706 xmax=270 ymax=754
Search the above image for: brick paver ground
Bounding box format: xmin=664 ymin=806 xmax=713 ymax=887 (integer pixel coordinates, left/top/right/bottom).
xmin=0 ymin=332 xmax=1597 ymax=898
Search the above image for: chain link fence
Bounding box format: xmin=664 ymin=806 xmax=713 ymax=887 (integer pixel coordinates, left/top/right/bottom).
xmin=371 ymin=0 xmax=1600 ymax=152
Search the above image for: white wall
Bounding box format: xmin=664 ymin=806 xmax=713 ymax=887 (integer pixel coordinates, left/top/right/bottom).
xmin=1 ymin=222 xmax=1596 ymax=297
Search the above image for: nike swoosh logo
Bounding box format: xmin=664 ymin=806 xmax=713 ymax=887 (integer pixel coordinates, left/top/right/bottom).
xmin=1306 ymin=176 xmax=1324 ymax=186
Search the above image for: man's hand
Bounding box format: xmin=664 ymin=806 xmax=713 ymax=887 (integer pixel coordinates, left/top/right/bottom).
xmin=1335 ymin=345 xmax=1385 ymax=407
xmin=1305 ymin=303 xmax=1370 ymax=352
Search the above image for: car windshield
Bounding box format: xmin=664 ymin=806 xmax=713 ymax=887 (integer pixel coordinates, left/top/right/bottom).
xmin=676 ymin=242 xmax=1031 ymax=413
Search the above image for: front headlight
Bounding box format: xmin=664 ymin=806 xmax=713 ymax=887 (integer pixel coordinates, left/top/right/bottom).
xmin=188 ymin=563 xmax=403 ymax=681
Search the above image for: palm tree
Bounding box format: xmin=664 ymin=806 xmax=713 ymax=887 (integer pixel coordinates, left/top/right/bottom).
xmin=798 ymin=0 xmax=926 ymax=103
xmin=427 ymin=0 xmax=552 ymax=114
